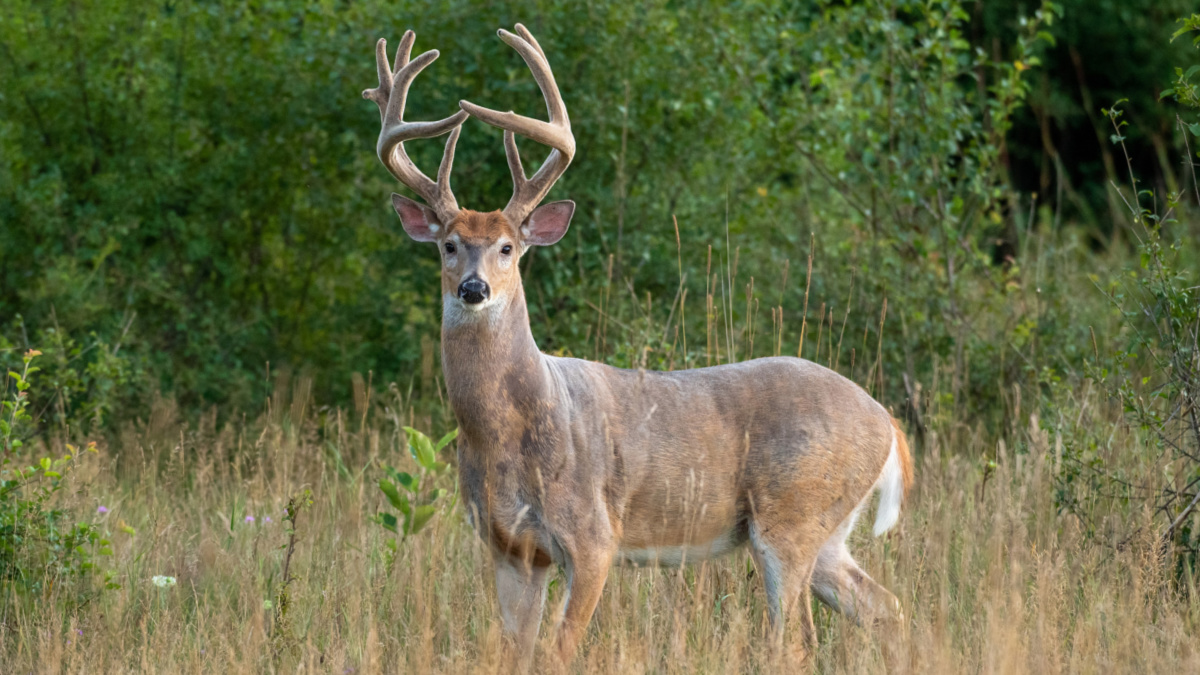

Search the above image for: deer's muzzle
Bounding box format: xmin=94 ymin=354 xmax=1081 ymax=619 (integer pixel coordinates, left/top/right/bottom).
xmin=458 ymin=277 xmax=490 ymax=305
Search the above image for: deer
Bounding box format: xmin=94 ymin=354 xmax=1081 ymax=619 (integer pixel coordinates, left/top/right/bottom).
xmin=362 ymin=24 xmax=914 ymax=671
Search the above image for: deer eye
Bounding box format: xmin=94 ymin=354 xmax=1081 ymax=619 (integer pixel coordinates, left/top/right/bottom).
xmin=500 ymin=244 xmax=513 ymax=255
xmin=444 ymin=242 xmax=456 ymax=254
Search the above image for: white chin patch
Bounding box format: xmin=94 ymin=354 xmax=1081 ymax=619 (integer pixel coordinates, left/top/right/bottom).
xmin=443 ymin=292 xmax=506 ymax=327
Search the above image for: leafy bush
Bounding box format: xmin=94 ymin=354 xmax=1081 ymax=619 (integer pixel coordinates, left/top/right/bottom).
xmin=374 ymin=426 xmax=456 ymax=551
xmin=0 ymin=0 xmax=1083 ymax=433
xmin=1163 ymin=14 xmax=1200 ymax=129
xmin=1055 ymin=57 xmax=1200 ymax=562
xmin=1 ymin=350 xmax=124 ymax=593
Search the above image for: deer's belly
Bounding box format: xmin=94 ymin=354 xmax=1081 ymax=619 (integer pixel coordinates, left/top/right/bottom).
xmin=616 ymin=527 xmax=746 ymax=567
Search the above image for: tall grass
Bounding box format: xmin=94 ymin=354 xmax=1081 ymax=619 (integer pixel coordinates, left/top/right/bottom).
xmin=5 ymin=382 xmax=1198 ymax=673
xmin=3 ymin=226 xmax=1199 ymax=673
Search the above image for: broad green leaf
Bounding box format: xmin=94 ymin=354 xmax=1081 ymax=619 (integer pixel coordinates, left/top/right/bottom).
xmin=395 ymin=471 xmax=417 ymax=491
xmin=434 ymin=428 xmax=459 ymax=453
xmin=408 ymin=504 xmax=438 ymax=535
xmin=378 ymin=478 xmax=408 ymax=513
xmin=404 ymin=427 xmax=437 ymax=470
xmin=377 ymin=512 xmax=399 ymax=533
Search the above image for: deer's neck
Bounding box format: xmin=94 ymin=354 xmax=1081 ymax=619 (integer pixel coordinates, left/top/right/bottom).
xmin=440 ymin=285 xmax=550 ymax=445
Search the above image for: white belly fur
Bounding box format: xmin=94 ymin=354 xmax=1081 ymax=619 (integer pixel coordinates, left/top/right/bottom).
xmin=616 ymin=530 xmax=742 ymax=567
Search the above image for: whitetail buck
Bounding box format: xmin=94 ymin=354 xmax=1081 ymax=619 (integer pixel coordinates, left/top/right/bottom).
xmin=363 ymin=25 xmax=914 ymax=670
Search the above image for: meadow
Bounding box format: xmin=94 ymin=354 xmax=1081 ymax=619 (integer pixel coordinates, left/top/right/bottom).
xmin=6 ymin=224 xmax=1200 ymax=673
xmin=3 ymin=1 xmax=1200 ymax=672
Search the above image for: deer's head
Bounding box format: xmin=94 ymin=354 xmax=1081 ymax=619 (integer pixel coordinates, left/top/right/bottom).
xmin=363 ymin=26 xmax=575 ymax=320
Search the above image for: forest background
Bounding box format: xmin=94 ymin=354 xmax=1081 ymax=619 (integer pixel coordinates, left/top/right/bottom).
xmin=3 ymin=0 xmax=1193 ymax=425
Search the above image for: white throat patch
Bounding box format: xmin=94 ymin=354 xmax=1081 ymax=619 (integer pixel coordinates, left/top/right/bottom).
xmin=442 ymin=292 xmax=509 ymax=330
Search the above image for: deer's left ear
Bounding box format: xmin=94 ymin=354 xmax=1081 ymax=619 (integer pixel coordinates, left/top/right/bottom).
xmin=521 ymin=200 xmax=575 ymax=247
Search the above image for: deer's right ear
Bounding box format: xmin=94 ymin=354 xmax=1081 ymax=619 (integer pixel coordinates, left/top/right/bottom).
xmin=392 ymin=194 xmax=443 ymax=242
xmin=521 ymin=200 xmax=575 ymax=247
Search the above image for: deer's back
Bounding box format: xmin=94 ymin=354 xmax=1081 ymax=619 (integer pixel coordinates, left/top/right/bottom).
xmin=546 ymin=356 xmax=895 ymax=557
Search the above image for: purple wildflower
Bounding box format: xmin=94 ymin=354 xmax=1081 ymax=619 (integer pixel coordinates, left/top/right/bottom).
xmin=245 ymin=515 xmax=255 ymax=524
xmin=97 ymin=505 xmax=108 ymax=514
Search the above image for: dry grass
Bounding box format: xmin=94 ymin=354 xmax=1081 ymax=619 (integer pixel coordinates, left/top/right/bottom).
xmin=3 ymin=375 xmax=1198 ymax=675
xmin=4 ymin=224 xmax=1197 ymax=672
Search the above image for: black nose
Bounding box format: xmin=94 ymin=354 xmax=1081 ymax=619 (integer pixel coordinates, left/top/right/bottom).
xmin=458 ymin=278 xmax=490 ymax=304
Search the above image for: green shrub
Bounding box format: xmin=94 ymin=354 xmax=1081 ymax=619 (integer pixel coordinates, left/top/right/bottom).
xmin=373 ymin=426 xmax=457 ymax=554
xmin=0 ymin=0 xmax=1071 ymax=433
xmin=1055 ymin=67 xmax=1200 ymax=563
xmin=1 ymin=349 xmax=125 ymax=594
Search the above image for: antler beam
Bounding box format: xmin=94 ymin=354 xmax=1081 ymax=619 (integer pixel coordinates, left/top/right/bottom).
xmin=363 ymin=31 xmax=468 ymax=224
xmin=459 ymin=24 xmax=575 ymax=227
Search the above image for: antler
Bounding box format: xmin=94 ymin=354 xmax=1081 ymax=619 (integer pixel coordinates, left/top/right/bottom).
xmin=459 ymin=24 xmax=575 ymax=227
xmin=362 ymin=31 xmax=469 ymax=224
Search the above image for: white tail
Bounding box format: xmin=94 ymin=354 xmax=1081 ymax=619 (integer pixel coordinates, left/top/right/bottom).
xmin=874 ymin=431 xmax=905 ymax=536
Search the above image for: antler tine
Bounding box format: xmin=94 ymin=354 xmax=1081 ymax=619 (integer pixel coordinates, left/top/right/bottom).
xmin=362 ymin=33 xmax=467 ymax=224
xmin=459 ymin=24 xmax=575 ymax=226
xmin=513 ymin=23 xmax=547 ymax=62
xmin=437 ymin=125 xmax=462 ymax=200
xmin=394 ymin=30 xmax=415 ymax=74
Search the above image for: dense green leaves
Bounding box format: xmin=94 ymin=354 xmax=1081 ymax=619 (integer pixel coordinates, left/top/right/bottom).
xmin=0 ymin=0 xmax=1191 ymax=437
xmin=1 ymin=351 xmax=122 ymax=593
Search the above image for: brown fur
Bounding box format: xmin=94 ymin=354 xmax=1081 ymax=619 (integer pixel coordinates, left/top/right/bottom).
xmin=428 ymin=222 xmax=912 ymax=670
xmin=447 ymin=209 xmax=516 ymax=240
xmin=437 ymin=210 xmax=524 ymax=301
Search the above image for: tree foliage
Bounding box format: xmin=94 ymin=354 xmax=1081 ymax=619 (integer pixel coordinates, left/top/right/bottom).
xmin=0 ymin=0 xmax=1188 ymax=434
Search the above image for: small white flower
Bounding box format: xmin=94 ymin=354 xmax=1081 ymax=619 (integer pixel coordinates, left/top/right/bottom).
xmin=152 ymin=575 xmax=177 ymax=588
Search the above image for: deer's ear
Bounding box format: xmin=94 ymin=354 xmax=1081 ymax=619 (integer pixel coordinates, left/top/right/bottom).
xmin=392 ymin=194 xmax=443 ymax=242
xmin=521 ymin=200 xmax=575 ymax=247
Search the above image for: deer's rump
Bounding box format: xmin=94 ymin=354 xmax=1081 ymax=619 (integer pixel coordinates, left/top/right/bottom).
xmin=550 ymin=356 xmax=896 ymax=564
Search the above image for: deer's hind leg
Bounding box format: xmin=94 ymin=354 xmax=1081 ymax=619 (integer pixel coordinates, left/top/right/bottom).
xmin=748 ymin=519 xmax=826 ymax=665
xmin=810 ymin=506 xmax=905 ymax=666
xmin=811 ymin=541 xmax=902 ymax=629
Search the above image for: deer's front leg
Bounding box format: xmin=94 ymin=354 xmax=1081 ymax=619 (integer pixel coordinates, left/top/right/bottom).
xmin=495 ymin=557 xmax=550 ymax=673
xmin=552 ymin=545 xmax=613 ymax=668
